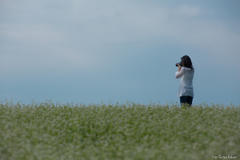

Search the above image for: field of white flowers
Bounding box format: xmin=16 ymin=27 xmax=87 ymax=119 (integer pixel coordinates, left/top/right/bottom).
xmin=0 ymin=101 xmax=239 ymax=160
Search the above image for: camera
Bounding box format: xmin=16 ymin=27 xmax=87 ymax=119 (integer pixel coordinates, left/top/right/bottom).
xmin=175 ymin=61 xmax=183 ymax=67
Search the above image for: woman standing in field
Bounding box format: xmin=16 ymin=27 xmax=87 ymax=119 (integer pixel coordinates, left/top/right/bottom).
xmin=175 ymin=55 xmax=194 ymax=107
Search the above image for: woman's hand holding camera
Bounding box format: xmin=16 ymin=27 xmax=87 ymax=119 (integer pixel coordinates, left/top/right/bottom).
xmin=175 ymin=61 xmax=183 ymax=72
xmin=177 ymin=63 xmax=182 ymax=72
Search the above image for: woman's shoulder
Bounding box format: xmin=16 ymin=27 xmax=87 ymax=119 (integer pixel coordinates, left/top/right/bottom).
xmin=182 ymin=67 xmax=191 ymax=70
xmin=182 ymin=66 xmax=194 ymax=72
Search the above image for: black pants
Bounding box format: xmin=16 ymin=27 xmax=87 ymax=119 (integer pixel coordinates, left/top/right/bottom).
xmin=180 ymin=96 xmax=193 ymax=106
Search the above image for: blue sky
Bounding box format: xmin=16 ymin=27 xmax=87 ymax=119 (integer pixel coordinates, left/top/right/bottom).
xmin=1 ymin=0 xmax=240 ymax=105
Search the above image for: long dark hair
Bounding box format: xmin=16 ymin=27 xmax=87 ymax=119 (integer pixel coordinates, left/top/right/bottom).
xmin=181 ymin=55 xmax=193 ymax=69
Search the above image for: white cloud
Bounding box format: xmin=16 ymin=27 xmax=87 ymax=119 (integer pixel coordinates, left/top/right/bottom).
xmin=175 ymin=5 xmax=202 ymax=17
xmin=64 ymin=1 xmax=240 ymax=60
xmin=1 ymin=1 xmax=239 ymax=73
xmin=1 ymin=0 xmax=240 ymax=105
xmin=50 ymin=49 xmax=106 ymax=71
xmin=161 ymin=17 xmax=240 ymax=64
xmin=0 ymin=24 xmax=65 ymax=43
xmin=0 ymin=48 xmax=106 ymax=79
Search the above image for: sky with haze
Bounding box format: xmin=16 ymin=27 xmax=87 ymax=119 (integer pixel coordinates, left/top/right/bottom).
xmin=1 ymin=0 xmax=240 ymax=105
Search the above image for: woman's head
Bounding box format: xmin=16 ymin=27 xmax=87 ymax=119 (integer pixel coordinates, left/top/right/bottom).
xmin=181 ymin=55 xmax=192 ymax=69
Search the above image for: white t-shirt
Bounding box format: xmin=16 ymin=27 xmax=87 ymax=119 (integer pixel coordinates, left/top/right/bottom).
xmin=175 ymin=67 xmax=194 ymax=97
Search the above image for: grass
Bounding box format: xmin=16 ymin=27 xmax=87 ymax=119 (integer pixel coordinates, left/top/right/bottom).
xmin=0 ymin=101 xmax=239 ymax=160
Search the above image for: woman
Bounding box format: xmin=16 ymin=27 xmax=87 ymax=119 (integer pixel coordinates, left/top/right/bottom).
xmin=175 ymin=55 xmax=194 ymax=106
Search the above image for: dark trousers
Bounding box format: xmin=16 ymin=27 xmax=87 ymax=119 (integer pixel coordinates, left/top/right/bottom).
xmin=180 ymin=96 xmax=193 ymax=106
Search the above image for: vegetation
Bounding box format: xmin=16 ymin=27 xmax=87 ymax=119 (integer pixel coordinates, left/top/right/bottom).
xmin=0 ymin=101 xmax=239 ymax=160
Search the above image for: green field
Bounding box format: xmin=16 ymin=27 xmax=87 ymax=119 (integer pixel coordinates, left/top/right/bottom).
xmin=0 ymin=101 xmax=239 ymax=160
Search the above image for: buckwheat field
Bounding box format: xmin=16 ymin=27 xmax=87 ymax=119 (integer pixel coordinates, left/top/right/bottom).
xmin=0 ymin=101 xmax=239 ymax=160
